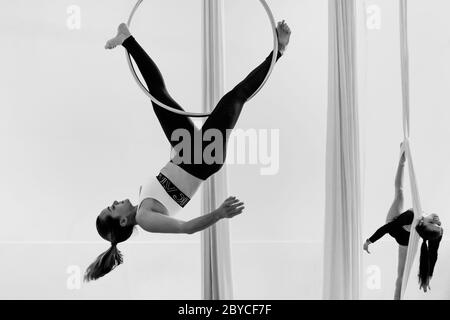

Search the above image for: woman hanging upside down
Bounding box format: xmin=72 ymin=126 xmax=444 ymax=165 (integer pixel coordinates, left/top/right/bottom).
xmin=363 ymin=144 xmax=444 ymax=299
xmin=85 ymin=21 xmax=291 ymax=281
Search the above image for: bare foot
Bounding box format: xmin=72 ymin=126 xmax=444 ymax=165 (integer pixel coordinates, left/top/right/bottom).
xmin=105 ymin=23 xmax=132 ymax=50
xmin=277 ymin=20 xmax=291 ymax=54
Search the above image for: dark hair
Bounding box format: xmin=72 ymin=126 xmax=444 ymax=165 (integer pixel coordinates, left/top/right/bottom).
xmin=415 ymin=223 xmax=443 ymax=290
xmin=84 ymin=215 xmax=134 ymax=282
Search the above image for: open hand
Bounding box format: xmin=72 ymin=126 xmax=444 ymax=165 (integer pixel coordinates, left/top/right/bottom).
xmin=217 ymin=196 xmax=245 ymax=219
xmin=363 ymin=240 xmax=371 ymax=254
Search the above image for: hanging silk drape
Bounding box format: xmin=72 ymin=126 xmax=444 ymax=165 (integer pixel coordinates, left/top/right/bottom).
xmin=200 ymin=0 xmax=234 ymax=300
xmin=399 ymin=0 xmax=423 ymax=300
xmin=324 ymin=0 xmax=362 ymax=300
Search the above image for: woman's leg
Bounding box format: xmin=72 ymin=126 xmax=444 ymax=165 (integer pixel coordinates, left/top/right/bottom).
xmin=122 ymin=36 xmax=197 ymax=148
xmin=394 ymin=245 xmax=408 ymax=300
xmin=205 ymin=50 xmax=283 ymax=128
xmin=386 ymin=152 xmax=406 ymax=223
xmin=186 ymin=51 xmax=282 ymax=180
xmin=191 ymin=22 xmax=291 ymax=179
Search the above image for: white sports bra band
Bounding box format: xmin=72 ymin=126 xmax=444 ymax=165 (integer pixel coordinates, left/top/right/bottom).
xmin=156 ymin=172 xmax=190 ymax=208
xmin=138 ymin=162 xmax=203 ymax=216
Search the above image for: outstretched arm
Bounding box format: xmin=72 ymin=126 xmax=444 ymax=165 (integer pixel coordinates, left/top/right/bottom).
xmin=364 ymin=223 xmax=393 ymax=253
xmin=184 ymin=197 xmax=244 ymax=234
xmin=137 ymin=197 xmax=244 ymax=234
xmin=363 ymin=211 xmax=414 ymax=253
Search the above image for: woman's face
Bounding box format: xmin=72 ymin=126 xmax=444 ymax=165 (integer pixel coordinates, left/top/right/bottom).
xmin=99 ymin=199 xmax=134 ymax=221
xmin=420 ymin=213 xmax=443 ymax=236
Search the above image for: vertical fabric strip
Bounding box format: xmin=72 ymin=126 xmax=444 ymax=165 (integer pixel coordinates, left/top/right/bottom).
xmin=324 ymin=0 xmax=362 ymax=300
xmin=399 ymin=0 xmax=423 ymax=299
xmin=200 ymin=0 xmax=233 ymax=300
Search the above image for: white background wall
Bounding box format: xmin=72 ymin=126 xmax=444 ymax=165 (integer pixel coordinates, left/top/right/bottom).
xmin=0 ymin=0 xmax=448 ymax=299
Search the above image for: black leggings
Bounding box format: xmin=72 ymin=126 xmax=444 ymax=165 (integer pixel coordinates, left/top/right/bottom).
xmin=123 ymin=36 xmax=281 ymax=181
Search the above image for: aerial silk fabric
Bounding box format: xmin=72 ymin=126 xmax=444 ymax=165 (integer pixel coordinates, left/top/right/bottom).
xmin=399 ymin=0 xmax=423 ymax=299
xmin=200 ymin=0 xmax=234 ymax=300
xmin=324 ymin=0 xmax=362 ymax=300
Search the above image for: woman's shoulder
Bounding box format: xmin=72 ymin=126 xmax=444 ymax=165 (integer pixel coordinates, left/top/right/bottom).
xmin=136 ymin=202 xmax=161 ymax=229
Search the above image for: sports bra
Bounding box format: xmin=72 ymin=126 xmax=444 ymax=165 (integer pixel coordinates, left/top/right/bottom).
xmin=138 ymin=161 xmax=204 ymax=216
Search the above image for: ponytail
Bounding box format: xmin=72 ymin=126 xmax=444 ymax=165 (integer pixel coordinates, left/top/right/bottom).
xmin=87 ymin=209 xmax=135 ymax=281
xmin=428 ymin=234 xmax=442 ymax=278
xmin=84 ymin=243 xmax=124 ymax=282
xmin=418 ymin=240 xmax=430 ymax=289
xmin=418 ymin=234 xmax=443 ymax=290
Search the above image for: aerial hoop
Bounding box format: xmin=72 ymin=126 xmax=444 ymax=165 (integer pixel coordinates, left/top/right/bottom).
xmin=125 ymin=0 xmax=279 ymax=118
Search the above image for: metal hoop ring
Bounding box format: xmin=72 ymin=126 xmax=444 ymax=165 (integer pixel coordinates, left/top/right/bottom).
xmin=126 ymin=0 xmax=278 ymax=117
